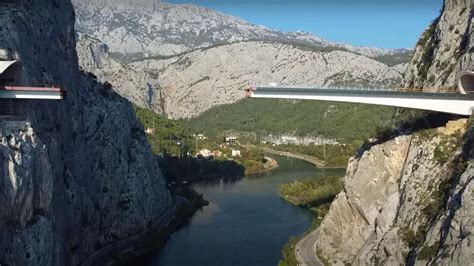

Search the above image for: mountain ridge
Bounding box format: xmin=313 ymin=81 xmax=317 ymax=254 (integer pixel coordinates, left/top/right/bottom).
xmin=77 ymin=33 xmax=407 ymax=118
xmin=72 ymin=0 xmax=411 ymax=60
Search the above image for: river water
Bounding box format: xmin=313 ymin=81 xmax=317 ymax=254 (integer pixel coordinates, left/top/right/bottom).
xmin=151 ymin=155 xmax=345 ymax=266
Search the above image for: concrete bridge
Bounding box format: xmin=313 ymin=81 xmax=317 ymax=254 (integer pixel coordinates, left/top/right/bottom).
xmin=246 ymin=72 xmax=474 ymax=116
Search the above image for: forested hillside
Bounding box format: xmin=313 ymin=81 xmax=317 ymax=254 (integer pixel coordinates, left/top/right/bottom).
xmin=184 ymin=99 xmax=403 ymax=142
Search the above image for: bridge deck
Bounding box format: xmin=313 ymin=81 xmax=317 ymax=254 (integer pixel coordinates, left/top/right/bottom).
xmin=249 ymin=87 xmax=474 ymax=115
xmin=0 ymin=86 xmax=63 ymax=100
xmin=254 ymin=87 xmax=474 ymax=100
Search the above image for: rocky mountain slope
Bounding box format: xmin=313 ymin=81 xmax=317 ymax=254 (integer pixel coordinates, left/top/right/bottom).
xmin=77 ymin=34 xmax=407 ymax=118
xmin=72 ymin=0 xmax=411 ymax=118
xmin=72 ymin=0 xmax=406 ymax=60
xmin=317 ymin=121 xmax=473 ymax=265
xmin=0 ymin=1 xmax=174 ymax=265
xmin=404 ymin=0 xmax=474 ymax=91
xmin=314 ymin=1 xmax=474 ymax=264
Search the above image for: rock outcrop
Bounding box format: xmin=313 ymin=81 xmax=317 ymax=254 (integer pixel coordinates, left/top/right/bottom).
xmin=72 ymin=0 xmax=411 ymax=118
xmin=404 ymin=0 xmax=474 ymax=91
xmin=317 ymin=121 xmax=473 ymax=265
xmin=0 ymin=1 xmax=173 ymax=265
xmin=316 ymin=1 xmax=474 ymax=264
xmin=77 ymin=34 xmax=407 ymax=118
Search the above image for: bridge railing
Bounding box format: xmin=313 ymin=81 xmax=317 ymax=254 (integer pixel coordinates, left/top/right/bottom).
xmin=258 ymin=86 xmax=462 ymax=93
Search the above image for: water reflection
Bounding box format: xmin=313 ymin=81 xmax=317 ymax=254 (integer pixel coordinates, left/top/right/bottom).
xmin=151 ymin=155 xmax=345 ymax=266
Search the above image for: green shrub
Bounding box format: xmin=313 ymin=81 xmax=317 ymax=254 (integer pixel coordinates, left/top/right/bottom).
xmin=433 ymin=134 xmax=462 ymax=165
xmin=418 ymin=242 xmax=439 ymax=260
xmin=316 ymin=248 xmax=331 ymax=266
xmin=278 ymin=236 xmax=301 ymax=266
xmin=400 ymin=227 xmax=425 ymax=248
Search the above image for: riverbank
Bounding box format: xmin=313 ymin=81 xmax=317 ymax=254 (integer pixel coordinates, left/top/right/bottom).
xmin=261 ymin=143 xmax=358 ymax=168
xmin=159 ymin=156 xmax=245 ymax=183
xmin=279 ymin=177 xmax=343 ymax=214
xmin=278 ymin=176 xmax=344 ymax=266
xmin=245 ymin=156 xmax=279 ymax=175
xmin=154 ymin=155 xmax=337 ymax=265
xmin=82 ymin=188 xmax=208 ymax=266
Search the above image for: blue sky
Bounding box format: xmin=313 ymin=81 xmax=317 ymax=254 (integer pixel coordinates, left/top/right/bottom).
xmin=167 ymin=0 xmax=444 ymax=49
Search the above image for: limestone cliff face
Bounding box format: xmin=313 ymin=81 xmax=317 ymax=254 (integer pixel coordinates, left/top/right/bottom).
xmin=317 ymin=121 xmax=474 ymax=265
xmin=72 ymin=0 xmax=404 ymax=59
xmin=404 ymin=0 xmax=474 ymax=91
xmin=0 ymin=1 xmax=172 ymax=265
xmin=77 ymin=34 xmax=406 ymax=118
xmin=73 ymin=0 xmax=411 ymax=119
xmin=316 ymin=1 xmax=474 ymax=264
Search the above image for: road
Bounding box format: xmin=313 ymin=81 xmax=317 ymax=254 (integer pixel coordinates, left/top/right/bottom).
xmin=259 ymin=147 xmax=327 ymax=168
xmin=295 ymin=229 xmax=323 ymax=266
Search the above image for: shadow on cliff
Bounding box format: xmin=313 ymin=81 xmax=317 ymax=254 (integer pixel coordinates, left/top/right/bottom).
xmin=158 ymin=156 xmax=245 ymax=184
xmin=356 ymin=111 xmax=465 ymax=158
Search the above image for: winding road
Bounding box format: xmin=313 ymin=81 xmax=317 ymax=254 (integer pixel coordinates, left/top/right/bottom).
xmin=295 ymin=229 xmax=323 ymax=266
xmin=259 ymin=147 xmax=327 ymax=168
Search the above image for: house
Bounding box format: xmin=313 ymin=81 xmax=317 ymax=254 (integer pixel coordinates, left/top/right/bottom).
xmin=212 ymin=150 xmax=223 ymax=157
xmin=197 ymin=148 xmax=212 ymax=158
xmin=193 ymin=133 xmax=207 ymax=140
xmin=281 ymin=135 xmax=298 ymax=145
xmin=231 ymin=149 xmax=241 ymax=157
xmin=225 ymin=136 xmax=237 ymax=145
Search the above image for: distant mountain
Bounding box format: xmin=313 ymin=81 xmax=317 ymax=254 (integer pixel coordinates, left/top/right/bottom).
xmin=72 ymin=0 xmax=410 ymax=61
xmin=73 ymin=0 xmax=411 ymax=118
xmin=74 ymin=0 xmax=162 ymax=8
xmin=77 ymin=34 xmax=408 ymax=118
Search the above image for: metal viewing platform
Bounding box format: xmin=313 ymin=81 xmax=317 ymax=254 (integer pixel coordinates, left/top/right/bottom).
xmin=0 ymin=60 xmax=63 ymax=100
xmin=0 ymin=86 xmax=63 ymax=100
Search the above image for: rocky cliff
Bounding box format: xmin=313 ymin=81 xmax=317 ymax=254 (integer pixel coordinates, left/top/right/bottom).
xmin=76 ymin=34 xmax=407 ymax=118
xmin=404 ymin=0 xmax=474 ymax=91
xmin=315 ymin=1 xmax=474 ymax=264
xmin=72 ymin=0 xmax=411 ymax=118
xmin=72 ymin=0 xmax=406 ymax=60
xmin=316 ymin=120 xmax=473 ymax=265
xmin=0 ymin=1 xmax=173 ymax=265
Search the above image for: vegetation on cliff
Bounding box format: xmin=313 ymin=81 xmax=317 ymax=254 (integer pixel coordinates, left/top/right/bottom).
xmin=134 ymin=105 xmax=193 ymax=156
xmin=396 ymin=125 xmax=470 ymax=262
